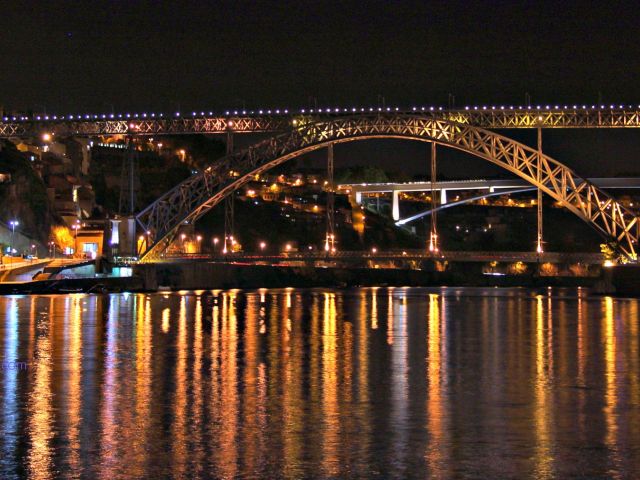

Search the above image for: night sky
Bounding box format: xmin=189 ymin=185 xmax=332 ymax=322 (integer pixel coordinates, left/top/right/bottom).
xmin=2 ymin=0 xmax=640 ymax=176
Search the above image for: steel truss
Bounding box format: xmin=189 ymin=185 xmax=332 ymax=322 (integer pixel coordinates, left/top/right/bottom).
xmin=136 ymin=114 xmax=639 ymax=261
xmin=6 ymin=108 xmax=640 ymax=138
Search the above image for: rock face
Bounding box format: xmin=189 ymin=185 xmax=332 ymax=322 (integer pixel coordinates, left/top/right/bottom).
xmin=0 ymin=141 xmax=58 ymax=247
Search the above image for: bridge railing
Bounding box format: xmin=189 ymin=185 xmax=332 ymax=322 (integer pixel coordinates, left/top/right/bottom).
xmin=5 ymin=107 xmax=640 ymax=138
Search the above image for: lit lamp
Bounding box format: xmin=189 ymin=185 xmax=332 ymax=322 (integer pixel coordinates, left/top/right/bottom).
xmin=72 ymin=222 xmax=80 ymax=256
xmin=9 ymin=220 xmax=19 ymax=256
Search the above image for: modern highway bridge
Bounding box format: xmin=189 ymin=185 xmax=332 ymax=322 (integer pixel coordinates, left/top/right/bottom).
xmin=2 ymin=105 xmax=640 ymax=262
xmin=338 ymin=178 xmax=640 ymax=222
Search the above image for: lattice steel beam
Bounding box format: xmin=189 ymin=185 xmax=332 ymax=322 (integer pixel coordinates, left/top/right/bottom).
xmin=5 ymin=108 xmax=640 ymax=138
xmin=136 ymin=114 xmax=640 ymax=261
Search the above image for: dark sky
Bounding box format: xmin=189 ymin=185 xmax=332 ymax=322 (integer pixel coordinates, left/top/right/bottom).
xmin=2 ymin=0 xmax=640 ymax=176
xmin=2 ymin=0 xmax=639 ymax=112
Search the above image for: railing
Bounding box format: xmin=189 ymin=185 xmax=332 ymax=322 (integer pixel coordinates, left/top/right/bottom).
xmin=5 ymin=107 xmax=640 ymax=138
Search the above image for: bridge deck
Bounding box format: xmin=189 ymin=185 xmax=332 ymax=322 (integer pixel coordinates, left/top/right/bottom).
xmin=161 ymin=250 xmax=605 ymax=264
xmin=339 ymin=178 xmax=640 ymax=193
xmin=4 ymin=107 xmax=640 ymax=138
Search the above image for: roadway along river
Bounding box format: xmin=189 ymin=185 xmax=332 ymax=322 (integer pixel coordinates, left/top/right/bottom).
xmin=0 ymin=288 xmax=638 ymax=479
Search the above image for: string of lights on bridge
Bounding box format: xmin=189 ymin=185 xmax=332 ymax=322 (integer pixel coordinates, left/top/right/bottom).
xmin=4 ymin=104 xmax=640 ymax=122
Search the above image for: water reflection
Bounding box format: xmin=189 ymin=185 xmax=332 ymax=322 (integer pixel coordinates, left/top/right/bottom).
xmin=0 ymin=288 xmax=639 ymax=479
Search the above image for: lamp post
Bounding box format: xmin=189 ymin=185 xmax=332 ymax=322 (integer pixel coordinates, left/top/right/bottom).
xmin=72 ymin=222 xmax=80 ymax=256
xmin=196 ymin=235 xmax=202 ymax=254
xmin=181 ymin=233 xmax=186 ymax=253
xmin=9 ymin=220 xmax=18 ymax=257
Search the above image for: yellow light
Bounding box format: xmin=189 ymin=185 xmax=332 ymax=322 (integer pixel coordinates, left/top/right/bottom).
xmin=371 ymin=247 xmax=377 ymax=253
xmin=42 ymin=133 xmax=52 ymax=142
xmin=260 ymin=241 xmax=266 ymax=250
xmin=196 ymin=235 xmax=202 ymax=241
xmin=285 ymin=243 xmax=292 ymax=251
xmin=603 ymin=260 xmax=615 ymax=268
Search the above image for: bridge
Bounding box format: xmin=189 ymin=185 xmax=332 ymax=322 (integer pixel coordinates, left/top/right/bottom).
xmin=127 ymin=113 xmax=639 ymax=262
xmin=338 ymin=178 xmax=640 ymax=222
xmin=3 ymin=106 xmax=639 ymax=264
xmin=4 ymin=105 xmax=640 ymax=138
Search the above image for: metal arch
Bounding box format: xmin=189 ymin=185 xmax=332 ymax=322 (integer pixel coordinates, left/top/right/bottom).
xmin=136 ymin=114 xmax=640 ymax=261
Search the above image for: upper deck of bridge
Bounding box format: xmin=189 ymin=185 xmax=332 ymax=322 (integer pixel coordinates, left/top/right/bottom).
xmin=3 ymin=105 xmax=640 ymax=138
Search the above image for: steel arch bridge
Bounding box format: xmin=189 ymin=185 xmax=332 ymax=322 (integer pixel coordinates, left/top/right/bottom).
xmin=136 ymin=114 xmax=640 ymax=261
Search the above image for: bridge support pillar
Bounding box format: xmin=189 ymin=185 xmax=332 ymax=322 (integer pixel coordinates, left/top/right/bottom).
xmin=325 ymin=143 xmax=336 ymax=252
xmin=392 ymin=191 xmax=400 ymax=221
xmin=429 ymin=142 xmax=439 ymax=253
xmin=355 ymin=191 xmax=362 ymax=204
xmin=440 ymin=189 xmax=447 ymax=205
xmin=224 ymin=130 xmax=234 ymax=254
xmin=536 ymin=126 xmax=544 ymax=254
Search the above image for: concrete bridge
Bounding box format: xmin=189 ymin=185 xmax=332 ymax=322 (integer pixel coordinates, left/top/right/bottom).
xmin=338 ymin=178 xmax=640 ymax=222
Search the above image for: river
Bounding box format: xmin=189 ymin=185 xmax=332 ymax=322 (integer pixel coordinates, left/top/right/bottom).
xmin=0 ymin=287 xmax=638 ymax=479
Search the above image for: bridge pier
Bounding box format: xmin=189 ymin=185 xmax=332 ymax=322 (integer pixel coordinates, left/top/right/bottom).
xmin=392 ymin=191 xmax=400 ymax=221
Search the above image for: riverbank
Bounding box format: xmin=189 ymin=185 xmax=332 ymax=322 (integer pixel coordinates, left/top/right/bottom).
xmin=134 ymin=261 xmax=599 ymax=291
xmin=1 ymin=262 xmax=638 ymax=297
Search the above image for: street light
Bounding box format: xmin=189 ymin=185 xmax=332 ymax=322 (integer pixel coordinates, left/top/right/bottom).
xmin=180 ymin=233 xmax=186 ymax=253
xmin=9 ymin=220 xmax=18 ymax=256
xmin=196 ymin=235 xmax=202 ymax=253
xmin=259 ymin=241 xmax=266 ymax=251
xmin=72 ymin=222 xmax=80 ymax=256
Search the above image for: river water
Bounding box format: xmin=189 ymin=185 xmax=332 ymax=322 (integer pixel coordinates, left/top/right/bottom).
xmin=0 ymin=287 xmax=638 ymax=479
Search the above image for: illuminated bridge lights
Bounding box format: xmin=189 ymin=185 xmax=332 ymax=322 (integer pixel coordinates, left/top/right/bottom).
xmin=5 ymin=105 xmax=640 ymax=138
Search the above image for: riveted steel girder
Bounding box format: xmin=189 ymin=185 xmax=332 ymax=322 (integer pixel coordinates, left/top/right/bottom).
xmin=5 ymin=108 xmax=640 ymax=138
